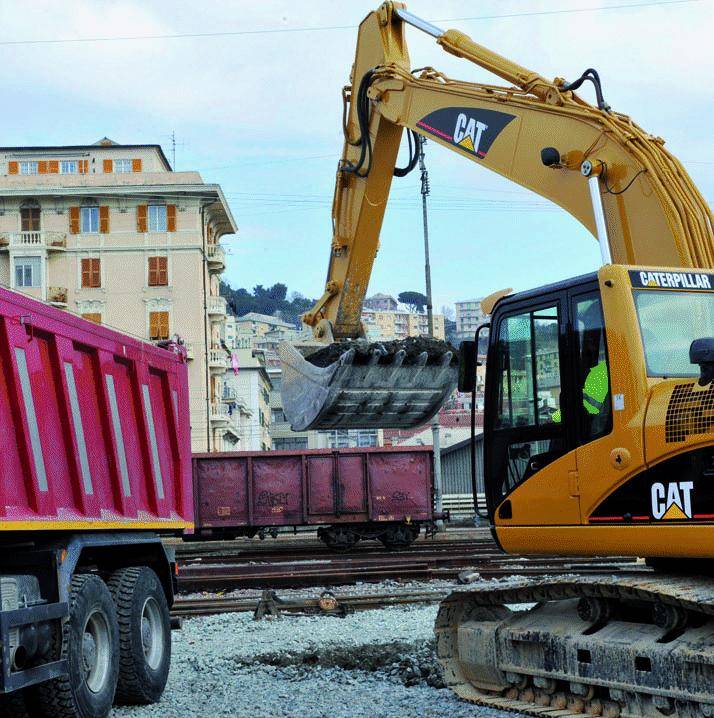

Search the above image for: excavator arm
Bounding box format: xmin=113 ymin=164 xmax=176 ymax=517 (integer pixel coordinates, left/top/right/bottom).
xmin=281 ymin=1 xmax=713 ymax=431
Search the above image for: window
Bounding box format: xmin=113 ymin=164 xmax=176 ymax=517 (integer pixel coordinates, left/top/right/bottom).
xmin=635 ymin=289 xmax=714 ymax=378
xmin=148 ymin=205 xmax=167 ymax=232
xmin=114 ymin=159 xmax=132 ymax=173
xmin=15 ymin=256 xmax=41 ymax=288
xmin=148 ymin=256 xmax=168 ymax=286
xmin=573 ymin=292 xmax=612 ymax=442
xmin=20 ymin=206 xmax=40 ymax=232
xmin=60 ymin=160 xmax=78 ymax=174
xmin=273 ymin=437 xmax=308 ymax=451
xmin=496 ymin=307 xmax=561 ymax=429
xmin=149 ymin=311 xmax=170 ymax=340
xmin=271 ymin=408 xmax=286 ymax=423
xmin=20 ymin=161 xmax=38 ymax=175
xmin=81 ymin=258 xmax=101 ymax=288
xmin=82 ymin=313 xmax=102 ymax=324
xmin=81 ymin=206 xmax=99 ymax=233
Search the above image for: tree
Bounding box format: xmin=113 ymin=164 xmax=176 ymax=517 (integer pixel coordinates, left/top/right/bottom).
xmin=398 ymin=291 xmax=428 ymax=313
xmin=219 ymin=280 xmax=317 ymax=327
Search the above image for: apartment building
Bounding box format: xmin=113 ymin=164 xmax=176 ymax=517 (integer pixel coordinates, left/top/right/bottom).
xmin=222 ymin=347 xmax=272 ymax=451
xmin=363 ymin=293 xmax=398 ymax=311
xmin=0 ymin=139 xmax=238 ymax=452
xmin=361 ymin=306 xmax=445 ymax=341
xmin=455 ymin=298 xmax=487 ymax=343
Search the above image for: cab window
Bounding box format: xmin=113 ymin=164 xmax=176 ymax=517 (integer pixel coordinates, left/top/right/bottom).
xmin=496 ymin=307 xmax=561 ymax=428
xmin=572 ymin=293 xmax=611 ymax=442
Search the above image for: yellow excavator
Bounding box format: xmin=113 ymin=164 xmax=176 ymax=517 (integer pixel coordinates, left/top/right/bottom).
xmin=280 ymin=3 xmax=714 ymax=716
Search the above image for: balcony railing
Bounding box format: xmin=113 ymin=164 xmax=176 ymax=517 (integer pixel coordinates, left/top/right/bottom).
xmin=208 ymin=348 xmax=227 ymax=370
xmin=206 ymin=244 xmax=226 ymax=270
xmin=209 ymin=402 xmax=230 ymax=423
xmin=0 ymin=231 xmax=67 ymax=250
xmin=207 ymin=296 xmax=227 ymax=317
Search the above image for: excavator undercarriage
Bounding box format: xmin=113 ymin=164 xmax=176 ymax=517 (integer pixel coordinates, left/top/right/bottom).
xmin=437 ymin=574 xmax=714 ymax=718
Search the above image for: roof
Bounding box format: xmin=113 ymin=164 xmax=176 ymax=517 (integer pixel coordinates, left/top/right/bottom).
xmin=440 ymin=433 xmax=484 ymax=456
xmin=0 ymin=141 xmax=172 ymax=171
xmin=235 ymin=312 xmax=294 ymax=327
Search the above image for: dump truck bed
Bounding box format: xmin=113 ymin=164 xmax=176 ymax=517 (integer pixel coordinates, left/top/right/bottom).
xmin=0 ymin=287 xmax=193 ymax=531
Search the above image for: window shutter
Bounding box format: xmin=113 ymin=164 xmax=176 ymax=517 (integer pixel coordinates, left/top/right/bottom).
xmin=91 ymin=258 xmax=101 ymax=288
xmin=8 ymin=161 xmax=18 ymax=175
xmin=132 ymin=158 xmax=142 ymax=172
xmin=69 ymin=206 xmax=80 ymax=234
xmin=103 ymin=159 xmax=113 ymax=173
xmin=148 ymin=257 xmax=157 ymax=286
xmin=137 ymin=205 xmax=147 ymax=232
xmin=166 ymin=204 xmax=177 ymax=232
xmin=38 ymin=161 xmax=48 ymax=174
xmin=149 ymin=311 xmax=169 ymax=340
xmin=82 ymin=313 xmax=101 ymax=324
xmin=81 ymin=259 xmax=91 ymax=287
xmin=48 ymin=160 xmax=59 ymax=174
xmin=79 ymin=160 xmax=88 ymax=174
xmin=99 ymin=206 xmax=110 ymax=233
xmin=158 ymin=256 xmax=168 ymax=285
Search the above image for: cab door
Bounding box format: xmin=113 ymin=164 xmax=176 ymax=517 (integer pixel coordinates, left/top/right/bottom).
xmin=484 ymin=294 xmax=581 ymax=525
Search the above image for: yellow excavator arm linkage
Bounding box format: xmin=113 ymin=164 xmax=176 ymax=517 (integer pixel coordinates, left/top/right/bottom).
xmin=303 ymin=2 xmax=713 ymax=340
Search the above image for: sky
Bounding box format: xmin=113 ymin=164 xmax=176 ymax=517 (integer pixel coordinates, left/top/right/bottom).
xmin=0 ymin=0 xmax=711 ymax=311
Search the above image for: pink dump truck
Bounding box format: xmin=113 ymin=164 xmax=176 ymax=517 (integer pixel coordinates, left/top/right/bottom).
xmin=0 ymin=287 xmax=192 ymax=717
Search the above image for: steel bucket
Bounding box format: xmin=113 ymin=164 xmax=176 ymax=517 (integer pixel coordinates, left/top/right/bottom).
xmin=279 ymin=341 xmax=458 ymax=431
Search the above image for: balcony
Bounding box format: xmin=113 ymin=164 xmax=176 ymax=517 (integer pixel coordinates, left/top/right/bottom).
xmin=207 ymin=295 xmax=227 ymax=318
xmin=209 ymin=402 xmax=230 ymax=424
xmin=206 ymin=244 xmax=226 ymax=271
xmin=47 ymin=286 xmax=68 ymax=307
xmin=223 ymin=387 xmax=250 ymax=413
xmin=208 ymin=347 xmax=228 ymax=372
xmin=0 ymin=231 xmax=67 ymax=251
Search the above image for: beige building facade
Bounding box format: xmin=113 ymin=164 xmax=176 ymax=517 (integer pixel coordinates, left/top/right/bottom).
xmin=361 ymin=307 xmax=445 ymax=341
xmin=0 ymin=139 xmax=238 ymax=453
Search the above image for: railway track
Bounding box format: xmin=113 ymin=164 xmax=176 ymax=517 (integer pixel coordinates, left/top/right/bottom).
xmin=172 ymin=589 xmax=452 ymax=617
xmin=176 ymin=535 xmax=643 ymax=592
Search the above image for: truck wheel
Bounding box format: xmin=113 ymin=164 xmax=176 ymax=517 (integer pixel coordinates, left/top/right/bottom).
xmin=108 ymin=567 xmax=171 ymax=705
xmin=32 ymin=574 xmax=119 ymax=718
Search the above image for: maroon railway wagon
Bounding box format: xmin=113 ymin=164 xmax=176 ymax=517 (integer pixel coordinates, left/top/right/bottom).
xmin=191 ymin=446 xmax=445 ymax=550
xmin=0 ymin=287 xmax=192 ymax=718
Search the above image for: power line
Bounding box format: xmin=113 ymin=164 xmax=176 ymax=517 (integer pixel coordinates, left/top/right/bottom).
xmin=0 ymin=1 xmax=701 ymax=47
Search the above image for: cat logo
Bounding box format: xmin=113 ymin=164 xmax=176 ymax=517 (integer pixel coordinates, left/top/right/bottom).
xmin=650 ymin=481 xmax=693 ymax=520
xmin=453 ymin=113 xmax=488 ymax=156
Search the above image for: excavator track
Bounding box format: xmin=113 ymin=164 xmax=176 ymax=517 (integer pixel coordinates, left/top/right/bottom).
xmin=436 ymin=574 xmax=714 ymax=718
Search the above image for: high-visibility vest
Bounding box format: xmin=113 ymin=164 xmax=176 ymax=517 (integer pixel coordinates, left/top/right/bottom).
xmin=551 ymin=360 xmax=608 ymax=423
xmin=582 ymin=360 xmax=609 ymax=416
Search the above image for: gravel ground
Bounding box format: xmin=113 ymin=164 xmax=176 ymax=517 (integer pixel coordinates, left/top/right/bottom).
xmin=115 ymin=604 xmax=525 ymax=718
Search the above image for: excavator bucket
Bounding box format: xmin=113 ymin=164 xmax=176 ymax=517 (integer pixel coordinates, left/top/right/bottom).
xmin=279 ymin=338 xmax=458 ymax=431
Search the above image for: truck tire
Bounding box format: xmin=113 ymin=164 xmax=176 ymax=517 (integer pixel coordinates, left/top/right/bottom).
xmin=31 ymin=574 xmax=119 ymax=718
xmin=107 ymin=567 xmax=171 ymax=705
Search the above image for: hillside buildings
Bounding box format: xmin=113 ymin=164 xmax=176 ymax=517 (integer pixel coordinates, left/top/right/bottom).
xmin=455 ymin=298 xmax=486 ymax=343
xmin=0 ymin=139 xmax=237 ymax=452
xmin=361 ymin=294 xmax=445 ymax=341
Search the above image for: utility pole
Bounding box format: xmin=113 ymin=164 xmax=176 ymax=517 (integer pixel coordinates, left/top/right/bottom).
xmin=418 ymin=137 xmax=443 ymax=527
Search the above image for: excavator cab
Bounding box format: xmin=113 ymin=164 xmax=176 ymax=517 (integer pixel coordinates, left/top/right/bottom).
xmin=459 ymin=264 xmax=714 ymax=558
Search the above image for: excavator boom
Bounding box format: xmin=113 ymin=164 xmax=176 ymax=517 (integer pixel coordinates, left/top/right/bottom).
xmin=281 ymin=1 xmax=712 ymax=432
